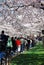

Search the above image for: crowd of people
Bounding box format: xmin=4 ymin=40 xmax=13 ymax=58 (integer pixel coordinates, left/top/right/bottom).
xmin=0 ymin=30 xmax=43 ymax=65
xmin=0 ymin=30 xmax=42 ymax=56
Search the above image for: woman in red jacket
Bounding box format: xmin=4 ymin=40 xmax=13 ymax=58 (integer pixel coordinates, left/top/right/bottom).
xmin=16 ymin=38 xmax=21 ymax=53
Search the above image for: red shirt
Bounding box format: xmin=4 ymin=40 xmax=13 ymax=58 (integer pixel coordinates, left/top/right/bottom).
xmin=16 ymin=40 xmax=21 ymax=46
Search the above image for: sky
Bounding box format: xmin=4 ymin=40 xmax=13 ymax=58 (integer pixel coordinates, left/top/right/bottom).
xmin=0 ymin=0 xmax=5 ymax=16
xmin=0 ymin=0 xmax=5 ymax=3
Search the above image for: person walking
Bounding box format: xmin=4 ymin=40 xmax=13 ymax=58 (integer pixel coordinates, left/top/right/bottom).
xmin=0 ymin=30 xmax=7 ymax=52
xmin=11 ymin=37 xmax=17 ymax=52
xmin=16 ymin=38 xmax=21 ymax=53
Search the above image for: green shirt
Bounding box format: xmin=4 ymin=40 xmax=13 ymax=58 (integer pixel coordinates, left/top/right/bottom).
xmin=7 ymin=38 xmax=13 ymax=47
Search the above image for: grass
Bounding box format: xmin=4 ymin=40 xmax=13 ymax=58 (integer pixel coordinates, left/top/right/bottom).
xmin=10 ymin=42 xmax=44 ymax=65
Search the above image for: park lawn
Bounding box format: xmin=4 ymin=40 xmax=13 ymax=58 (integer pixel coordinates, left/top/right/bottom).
xmin=10 ymin=42 xmax=44 ymax=65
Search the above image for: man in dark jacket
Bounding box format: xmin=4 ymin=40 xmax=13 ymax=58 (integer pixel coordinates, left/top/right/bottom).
xmin=0 ymin=30 xmax=8 ymax=51
xmin=11 ymin=37 xmax=17 ymax=52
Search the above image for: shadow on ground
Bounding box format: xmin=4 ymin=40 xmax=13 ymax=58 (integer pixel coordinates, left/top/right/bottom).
xmin=10 ymin=53 xmax=44 ymax=65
